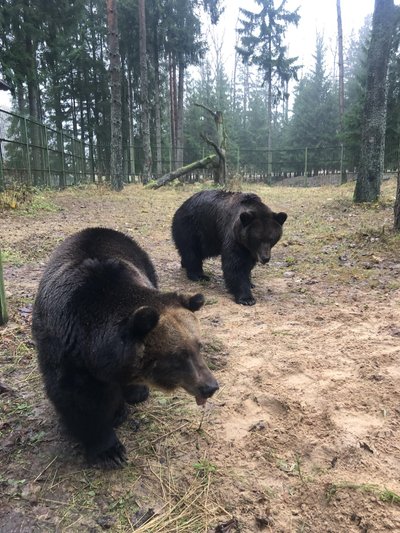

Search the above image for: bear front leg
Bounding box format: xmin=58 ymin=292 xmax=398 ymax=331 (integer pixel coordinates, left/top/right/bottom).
xmin=221 ymin=247 xmax=256 ymax=305
xmin=53 ymin=379 xmax=127 ymax=468
xmin=123 ymin=383 xmax=149 ymax=405
xmin=182 ymin=252 xmax=209 ymax=282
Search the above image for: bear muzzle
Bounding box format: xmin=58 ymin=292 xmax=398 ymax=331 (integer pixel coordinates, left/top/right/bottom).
xmin=259 ymin=255 xmax=270 ymax=264
xmin=195 ymin=380 xmax=219 ymax=406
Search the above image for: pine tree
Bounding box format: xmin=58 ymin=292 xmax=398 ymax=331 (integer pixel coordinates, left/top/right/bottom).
xmin=288 ymin=36 xmax=339 ymax=147
xmin=236 ymin=0 xmax=300 ymax=175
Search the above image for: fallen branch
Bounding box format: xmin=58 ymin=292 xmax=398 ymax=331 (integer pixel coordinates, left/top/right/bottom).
xmin=148 ymin=154 xmax=217 ymax=189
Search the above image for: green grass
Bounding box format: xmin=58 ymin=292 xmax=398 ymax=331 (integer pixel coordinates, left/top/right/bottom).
xmin=326 ymin=482 xmax=400 ymax=504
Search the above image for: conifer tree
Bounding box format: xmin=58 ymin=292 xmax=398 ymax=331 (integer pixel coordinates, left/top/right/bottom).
xmin=236 ymin=0 xmax=300 ymax=175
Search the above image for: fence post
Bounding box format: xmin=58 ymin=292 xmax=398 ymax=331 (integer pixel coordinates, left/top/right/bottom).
xmin=23 ymin=117 xmax=32 ymax=185
xmin=60 ymin=130 xmax=66 ymax=188
xmin=0 ymin=250 xmax=8 ymax=326
xmin=304 ymin=146 xmax=308 ymax=187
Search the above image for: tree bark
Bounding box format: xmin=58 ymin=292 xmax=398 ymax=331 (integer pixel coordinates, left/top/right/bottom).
xmin=176 ymin=61 xmax=185 ymax=169
xmin=195 ymin=103 xmax=226 ymax=186
xmin=354 ymin=0 xmax=395 ymax=203
xmin=169 ymin=54 xmax=178 ymax=170
xmin=106 ymin=0 xmax=123 ymax=191
xmin=337 ymin=0 xmax=345 ymax=125
xmin=138 ymin=0 xmax=152 ymax=182
xmin=336 ymin=0 xmax=347 ymax=185
xmin=149 ymin=154 xmax=217 ymax=189
xmin=0 ymin=250 xmax=8 ymax=326
xmin=395 ymin=170 xmax=400 ymax=230
xmin=152 ymin=14 xmax=162 ymax=178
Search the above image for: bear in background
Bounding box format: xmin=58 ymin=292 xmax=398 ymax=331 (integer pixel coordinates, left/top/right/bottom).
xmin=32 ymin=227 xmax=218 ymax=468
xmin=172 ymin=190 xmax=287 ymax=305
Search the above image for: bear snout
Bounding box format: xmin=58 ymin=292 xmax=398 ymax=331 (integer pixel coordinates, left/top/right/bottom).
xmin=197 ymin=381 xmax=219 ymax=402
xmin=259 ymin=256 xmax=270 ymax=264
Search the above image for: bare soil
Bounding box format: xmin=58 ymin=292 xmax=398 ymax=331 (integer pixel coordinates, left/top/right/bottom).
xmin=1 ymin=180 xmax=400 ymax=532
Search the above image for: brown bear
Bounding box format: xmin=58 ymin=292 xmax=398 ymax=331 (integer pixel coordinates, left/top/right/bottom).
xmin=32 ymin=227 xmax=218 ymax=468
xmin=172 ymin=190 xmax=287 ymax=305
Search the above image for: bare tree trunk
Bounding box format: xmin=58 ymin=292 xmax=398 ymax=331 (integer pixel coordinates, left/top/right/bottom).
xmin=0 ymin=251 xmax=8 ymax=326
xmin=149 ymin=155 xmax=217 ymax=189
xmin=152 ymin=14 xmax=162 ymax=178
xmin=138 ymin=0 xmax=152 ymax=182
xmin=169 ymin=54 xmax=178 ymax=170
xmin=128 ymin=68 xmax=136 ymax=177
xmin=337 ymin=0 xmax=345 ymax=125
xmin=106 ymin=0 xmax=123 ymax=191
xmin=337 ymin=0 xmax=347 ymax=184
xmin=176 ymin=61 xmax=185 ymax=169
xmin=354 ymin=0 xmax=395 ymax=203
xmin=267 ymin=76 xmax=273 ymax=180
xmin=243 ymin=61 xmax=249 ymax=128
xmin=395 ymin=170 xmax=400 ymax=230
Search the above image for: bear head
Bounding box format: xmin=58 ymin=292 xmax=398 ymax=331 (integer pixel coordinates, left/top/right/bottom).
xmin=234 ymin=201 xmax=287 ymax=264
xmin=124 ymin=293 xmax=219 ymax=406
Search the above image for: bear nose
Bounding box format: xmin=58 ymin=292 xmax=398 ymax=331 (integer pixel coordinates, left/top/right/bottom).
xmin=199 ymin=382 xmax=219 ymax=399
xmin=260 ymin=256 xmax=270 ymax=264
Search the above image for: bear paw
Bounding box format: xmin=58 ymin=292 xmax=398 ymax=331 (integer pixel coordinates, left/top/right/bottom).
xmin=236 ymin=295 xmax=256 ymax=306
xmin=187 ymin=272 xmax=210 ymax=282
xmin=113 ymin=404 xmax=129 ymax=428
xmin=124 ymin=384 xmax=150 ymax=405
xmin=90 ymin=440 xmax=127 ymax=469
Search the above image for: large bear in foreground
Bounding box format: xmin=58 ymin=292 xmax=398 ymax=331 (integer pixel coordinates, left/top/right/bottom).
xmin=172 ymin=190 xmax=287 ymax=305
xmin=32 ymin=227 xmax=218 ymax=468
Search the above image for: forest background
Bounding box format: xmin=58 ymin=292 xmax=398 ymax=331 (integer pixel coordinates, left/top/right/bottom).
xmin=0 ymin=0 xmax=400 ymax=183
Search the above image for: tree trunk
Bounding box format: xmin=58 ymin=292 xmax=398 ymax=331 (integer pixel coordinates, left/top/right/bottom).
xmin=149 ymin=154 xmax=217 ymax=189
xmin=395 ymin=169 xmax=400 ymax=230
xmin=354 ymin=0 xmax=395 ymax=203
xmin=138 ymin=0 xmax=152 ymax=182
xmin=195 ymin=103 xmax=226 ymax=186
xmin=106 ymin=0 xmax=123 ymax=191
xmin=0 ymin=250 xmax=8 ymax=326
xmin=336 ymin=0 xmax=345 ymax=125
xmin=153 ymin=17 xmax=162 ymax=177
xmin=176 ymin=61 xmax=185 ymax=169
xmin=336 ymin=0 xmax=347 ymax=185
xmin=169 ymin=54 xmax=178 ymax=170
xmin=267 ymin=75 xmax=273 ymax=180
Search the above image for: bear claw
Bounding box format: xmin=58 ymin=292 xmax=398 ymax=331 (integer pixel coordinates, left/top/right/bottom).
xmin=90 ymin=441 xmax=127 ymax=469
xmin=236 ymin=296 xmax=256 ymax=306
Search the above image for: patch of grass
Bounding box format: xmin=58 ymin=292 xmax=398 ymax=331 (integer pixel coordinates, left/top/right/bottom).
xmin=1 ymin=248 xmax=25 ymax=265
xmin=24 ymin=192 xmax=59 ymax=215
xmin=326 ymin=482 xmax=400 ymax=505
xmin=193 ymin=459 xmax=217 ymax=477
xmin=0 ymin=185 xmax=33 ymax=210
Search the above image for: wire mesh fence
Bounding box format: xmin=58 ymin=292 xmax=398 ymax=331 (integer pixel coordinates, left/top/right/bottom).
xmin=1 ymin=107 xmax=398 ymax=190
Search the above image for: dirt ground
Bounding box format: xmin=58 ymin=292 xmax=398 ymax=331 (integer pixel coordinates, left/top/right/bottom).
xmin=1 ymin=180 xmax=400 ymax=532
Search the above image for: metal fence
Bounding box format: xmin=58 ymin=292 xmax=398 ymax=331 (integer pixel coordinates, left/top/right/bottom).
xmin=1 ymin=107 xmax=398 ymax=190
xmin=0 ymin=108 xmax=100 ymax=189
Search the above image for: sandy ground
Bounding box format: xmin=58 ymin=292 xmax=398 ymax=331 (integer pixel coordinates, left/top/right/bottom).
xmin=1 ymin=181 xmax=400 ymax=532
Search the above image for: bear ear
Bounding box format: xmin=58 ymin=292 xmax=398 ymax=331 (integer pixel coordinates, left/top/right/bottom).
xmin=274 ymin=212 xmax=287 ymax=226
xmin=180 ymin=293 xmax=205 ymax=312
xmin=240 ymin=211 xmax=256 ymax=227
xmin=126 ymin=306 xmax=159 ymax=339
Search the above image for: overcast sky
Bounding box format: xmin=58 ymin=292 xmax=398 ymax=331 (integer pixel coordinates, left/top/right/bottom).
xmin=212 ymin=0 xmax=378 ymax=77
